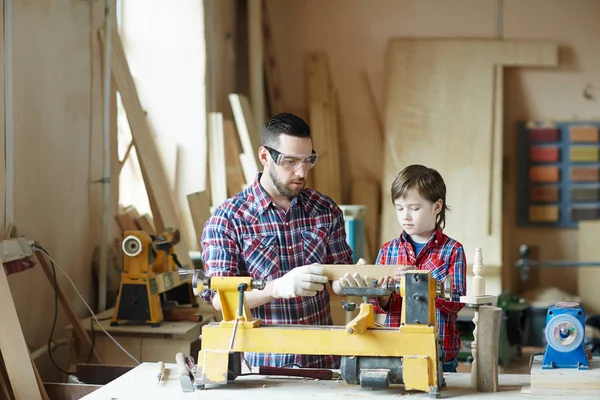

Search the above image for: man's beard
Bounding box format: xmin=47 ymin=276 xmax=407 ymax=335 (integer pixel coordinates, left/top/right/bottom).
xmin=269 ymin=168 xmax=305 ymax=199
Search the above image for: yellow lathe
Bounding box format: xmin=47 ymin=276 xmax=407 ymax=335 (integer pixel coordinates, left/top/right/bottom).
xmin=188 ymin=267 xmax=452 ymax=399
xmin=111 ymin=228 xmax=196 ymax=327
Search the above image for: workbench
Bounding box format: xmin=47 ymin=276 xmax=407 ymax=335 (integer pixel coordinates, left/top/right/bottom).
xmin=66 ymin=304 xmax=215 ymax=366
xmin=78 ymin=362 xmax=600 ymax=399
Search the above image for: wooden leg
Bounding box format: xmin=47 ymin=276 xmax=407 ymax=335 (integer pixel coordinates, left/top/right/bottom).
xmin=469 ymin=307 xmax=479 ymax=388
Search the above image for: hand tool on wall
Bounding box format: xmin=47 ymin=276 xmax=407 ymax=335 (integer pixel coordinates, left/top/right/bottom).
xmin=176 ymin=352 xmax=194 ymax=392
xmin=156 ymin=361 xmax=165 ymax=384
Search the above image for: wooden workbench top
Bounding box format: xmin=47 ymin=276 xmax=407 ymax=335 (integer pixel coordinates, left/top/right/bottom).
xmin=79 ymin=362 xmax=599 ymax=399
xmin=70 ymin=303 xmax=216 ymax=339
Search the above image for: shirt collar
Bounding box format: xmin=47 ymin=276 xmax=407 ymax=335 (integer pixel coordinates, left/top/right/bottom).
xmin=251 ymin=173 xmax=302 ymax=214
xmin=399 ymin=227 xmax=444 ymax=245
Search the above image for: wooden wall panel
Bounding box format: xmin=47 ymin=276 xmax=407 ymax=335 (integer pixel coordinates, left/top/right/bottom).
xmin=381 ymin=39 xmax=557 ymax=267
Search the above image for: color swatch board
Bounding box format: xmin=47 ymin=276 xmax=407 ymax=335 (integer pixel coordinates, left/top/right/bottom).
xmin=517 ymin=122 xmax=600 ymax=228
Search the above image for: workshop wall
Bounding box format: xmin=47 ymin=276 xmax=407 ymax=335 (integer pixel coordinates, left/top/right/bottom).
xmin=266 ymin=0 xmax=600 ymax=297
xmin=6 ymin=0 xmax=112 ymax=378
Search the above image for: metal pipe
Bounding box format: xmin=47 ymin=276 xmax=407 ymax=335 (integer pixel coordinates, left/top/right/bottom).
xmin=98 ymin=0 xmax=113 ymax=312
xmin=4 ymin=0 xmax=13 ymax=227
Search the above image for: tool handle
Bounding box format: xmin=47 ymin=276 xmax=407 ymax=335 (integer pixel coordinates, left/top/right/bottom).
xmin=176 ymin=353 xmax=188 ymax=377
xmin=157 ymin=361 xmax=165 ymax=376
xmin=258 ymin=366 xmax=333 ymax=380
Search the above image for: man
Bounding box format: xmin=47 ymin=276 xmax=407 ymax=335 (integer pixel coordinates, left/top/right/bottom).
xmin=200 ymin=113 xmax=353 ymax=369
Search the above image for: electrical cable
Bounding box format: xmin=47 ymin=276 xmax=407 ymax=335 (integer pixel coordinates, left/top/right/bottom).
xmin=34 ymin=246 xmax=141 ymax=366
xmin=41 ymin=244 xmax=69 ymax=375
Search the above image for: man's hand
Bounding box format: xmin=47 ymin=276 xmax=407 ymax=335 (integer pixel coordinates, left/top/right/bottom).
xmin=272 ymin=264 xmax=329 ymax=299
xmin=394 ymin=265 xmax=418 ymax=279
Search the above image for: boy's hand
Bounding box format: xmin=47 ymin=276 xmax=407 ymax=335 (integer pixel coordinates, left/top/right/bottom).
xmin=376 ymin=276 xmax=393 ymax=287
xmin=394 ymin=265 xmax=417 ymax=279
xmin=339 ymin=272 xmax=374 ymax=288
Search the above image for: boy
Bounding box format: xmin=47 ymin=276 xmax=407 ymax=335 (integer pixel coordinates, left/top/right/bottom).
xmin=333 ymin=164 xmax=466 ymax=372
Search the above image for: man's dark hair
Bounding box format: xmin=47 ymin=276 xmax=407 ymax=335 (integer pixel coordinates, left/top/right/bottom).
xmin=262 ymin=113 xmax=311 ymax=148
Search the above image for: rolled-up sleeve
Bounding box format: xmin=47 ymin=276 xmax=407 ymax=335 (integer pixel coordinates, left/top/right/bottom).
xmin=434 ymin=244 xmax=467 ymax=314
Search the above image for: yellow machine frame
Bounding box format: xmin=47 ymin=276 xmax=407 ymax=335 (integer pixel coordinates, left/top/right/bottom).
xmin=194 ymin=269 xmax=445 ymax=398
xmin=111 ymin=229 xmax=194 ymax=327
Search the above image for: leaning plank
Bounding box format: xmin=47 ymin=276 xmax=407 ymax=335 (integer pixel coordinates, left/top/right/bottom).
xmin=229 ymin=94 xmax=260 ymax=184
xmin=187 ymin=191 xmax=211 ymax=248
xmin=207 ymin=113 xmax=228 ymax=208
xmin=223 ymin=120 xmax=246 ymax=197
xmin=0 ymin=262 xmax=43 ymax=400
xmin=99 ymin=28 xmax=191 ymax=267
xmin=35 ymin=251 xmax=102 ymax=364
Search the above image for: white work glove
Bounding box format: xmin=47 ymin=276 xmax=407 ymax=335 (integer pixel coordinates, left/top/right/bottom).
xmin=272 ymin=264 xmax=329 ymax=299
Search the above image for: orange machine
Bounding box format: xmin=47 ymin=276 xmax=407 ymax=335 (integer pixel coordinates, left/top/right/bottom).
xmin=111 ymin=228 xmax=196 ymax=327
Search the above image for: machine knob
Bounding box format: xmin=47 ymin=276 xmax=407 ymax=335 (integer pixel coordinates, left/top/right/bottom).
xmin=122 ymin=235 xmax=143 ymax=257
xmin=341 ymin=300 xmax=356 ymax=312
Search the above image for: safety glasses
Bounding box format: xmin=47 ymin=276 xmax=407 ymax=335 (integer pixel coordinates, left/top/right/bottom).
xmin=264 ymin=146 xmax=319 ymax=170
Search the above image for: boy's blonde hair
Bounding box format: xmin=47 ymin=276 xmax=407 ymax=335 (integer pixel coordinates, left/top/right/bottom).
xmin=390 ymin=164 xmax=449 ymax=229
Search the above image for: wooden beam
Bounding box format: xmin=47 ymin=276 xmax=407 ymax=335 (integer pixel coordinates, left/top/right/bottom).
xmin=0 ymin=262 xmax=43 ymax=400
xmin=99 ymin=27 xmax=191 ymax=267
xmin=35 ymin=251 xmax=102 ymax=364
xmin=187 ymin=191 xmax=211 ymax=248
xmin=208 ymin=113 xmax=228 ymax=207
xmin=118 ymin=140 xmax=134 ymax=173
xmin=321 ymin=265 xmax=398 ymax=281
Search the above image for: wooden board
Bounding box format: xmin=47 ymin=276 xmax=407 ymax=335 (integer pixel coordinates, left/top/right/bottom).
xmin=99 ymin=28 xmax=192 ymax=267
xmin=207 ymin=112 xmax=227 ymax=207
xmin=223 ymin=119 xmax=247 ymax=197
xmin=186 ymin=191 xmax=211 ymax=248
xmin=321 ymin=264 xmax=399 ymax=280
xmin=529 ymin=355 xmax=600 ymax=396
xmin=381 ymin=39 xmax=558 ymax=267
xmin=229 ymin=93 xmax=260 ymax=184
xmin=0 ymin=263 xmax=42 ymax=400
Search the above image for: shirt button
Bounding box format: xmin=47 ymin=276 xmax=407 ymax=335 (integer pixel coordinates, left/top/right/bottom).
xmin=285 ymin=222 xmax=289 ymax=226
xmin=288 ymin=246 xmax=292 ymax=250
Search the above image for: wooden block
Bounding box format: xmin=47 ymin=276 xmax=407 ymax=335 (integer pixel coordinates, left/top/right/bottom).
xmin=529 ymin=205 xmax=559 ymax=222
xmin=529 ymin=186 xmax=559 ymax=202
xmin=529 ymin=166 xmax=560 ymax=182
xmin=571 ymin=167 xmax=600 ymax=182
xmin=530 ymin=356 xmax=600 ymax=396
xmin=529 ymin=146 xmax=559 ymax=162
xmin=570 ymin=146 xmax=599 ymax=162
xmin=571 ymin=187 xmax=600 ymax=202
xmin=571 ymin=207 xmax=598 ymax=221
xmin=569 ymin=125 xmax=599 ymax=143
xmin=529 ymin=127 xmax=559 ymax=142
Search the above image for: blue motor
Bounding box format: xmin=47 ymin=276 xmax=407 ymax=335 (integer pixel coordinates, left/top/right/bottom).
xmin=542 ymin=301 xmax=589 ymax=370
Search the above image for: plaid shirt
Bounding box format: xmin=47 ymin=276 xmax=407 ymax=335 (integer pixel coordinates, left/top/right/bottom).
xmin=201 ymin=174 xmax=353 ymax=368
xmin=371 ymin=228 xmax=466 ymax=362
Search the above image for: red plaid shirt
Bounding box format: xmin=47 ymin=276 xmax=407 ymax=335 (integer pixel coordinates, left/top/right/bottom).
xmin=372 ymin=228 xmax=466 ymax=362
xmin=201 ymin=174 xmax=353 ymax=368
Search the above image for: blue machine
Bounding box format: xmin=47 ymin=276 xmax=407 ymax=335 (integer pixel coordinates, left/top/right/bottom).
xmin=542 ymin=301 xmax=589 ymax=370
